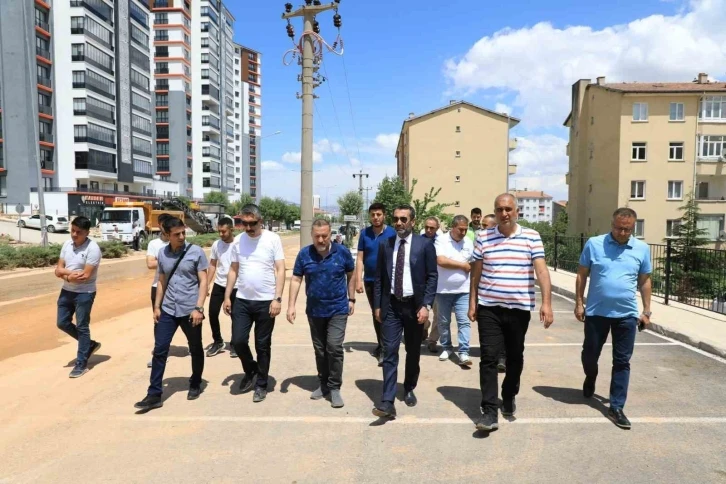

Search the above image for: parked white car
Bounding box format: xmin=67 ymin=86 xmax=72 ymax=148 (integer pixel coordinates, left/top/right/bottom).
xmin=331 ymin=229 xmax=346 ymax=243
xmin=17 ymin=214 xmax=70 ymax=233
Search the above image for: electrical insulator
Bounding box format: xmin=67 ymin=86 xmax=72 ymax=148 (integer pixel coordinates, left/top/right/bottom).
xmin=313 ymin=20 xmax=320 ymax=34
xmin=285 ymin=3 xmax=293 ymax=13
xmin=313 ymin=0 xmax=321 ymax=4
xmin=305 ymin=0 xmax=312 ymax=5
xmin=333 ymin=14 xmax=342 ymax=28
xmin=286 ymin=24 xmax=295 ymax=38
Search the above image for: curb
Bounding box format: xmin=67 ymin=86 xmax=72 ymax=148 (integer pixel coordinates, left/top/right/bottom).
xmin=539 ymin=280 xmax=726 ymax=360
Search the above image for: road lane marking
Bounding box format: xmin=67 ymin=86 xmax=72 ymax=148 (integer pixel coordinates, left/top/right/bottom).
xmin=24 ymin=415 xmax=726 ymax=426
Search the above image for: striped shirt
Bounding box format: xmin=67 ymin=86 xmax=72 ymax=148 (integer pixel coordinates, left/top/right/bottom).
xmin=472 ymin=225 xmax=545 ymax=310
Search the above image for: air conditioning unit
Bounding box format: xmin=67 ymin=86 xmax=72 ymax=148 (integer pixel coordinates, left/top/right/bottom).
xmin=719 ymin=230 xmax=726 ymax=240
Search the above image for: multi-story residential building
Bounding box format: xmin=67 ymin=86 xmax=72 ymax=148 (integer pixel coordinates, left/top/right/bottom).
xmin=552 ymin=200 xmax=567 ymax=223
xmin=235 ymin=44 xmax=262 ymax=201
xmin=0 ymin=0 xmax=181 ymax=223
xmin=565 ymin=73 xmax=726 ymax=245
xmin=151 ymin=0 xmax=193 ymax=198
xmin=396 ymin=100 xmax=518 ymax=215
xmin=191 ymin=0 xmax=239 ymax=199
xmin=512 ymin=190 xmax=554 ymax=223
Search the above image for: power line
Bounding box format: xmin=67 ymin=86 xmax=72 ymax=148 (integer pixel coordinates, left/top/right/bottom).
xmin=340 ymin=54 xmax=362 ymax=167
xmin=314 ymin=100 xmax=349 ymax=180
xmin=320 ymin=58 xmax=354 ymax=168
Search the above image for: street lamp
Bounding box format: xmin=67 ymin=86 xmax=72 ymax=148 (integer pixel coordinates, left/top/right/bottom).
xmin=317 ymin=184 xmax=337 ymax=214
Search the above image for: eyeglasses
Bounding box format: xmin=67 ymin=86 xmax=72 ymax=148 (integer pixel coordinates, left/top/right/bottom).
xmin=392 ymin=216 xmax=409 ymax=223
xmin=613 ymin=227 xmax=633 ymax=234
xmin=240 ymin=220 xmax=259 ymax=227
xmin=425 ymin=226 xmax=437 ymax=231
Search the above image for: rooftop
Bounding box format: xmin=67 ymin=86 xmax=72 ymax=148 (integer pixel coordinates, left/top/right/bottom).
xmin=512 ymin=190 xmax=554 ymax=199
xmin=599 ymin=82 xmax=726 ymax=93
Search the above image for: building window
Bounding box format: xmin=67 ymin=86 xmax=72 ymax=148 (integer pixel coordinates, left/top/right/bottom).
xmin=632 ymin=103 xmax=648 ymax=122
xmin=700 ymin=96 xmax=726 ymax=121
xmin=669 ymin=142 xmax=684 ymax=161
xmin=0 ymin=176 xmax=6 ymax=197
xmin=455 ymin=126 xmax=461 ymax=133
xmin=670 ymin=102 xmax=685 ymax=121
xmin=74 ymin=124 xmax=87 ymax=142
xmin=155 ymin=13 xmax=168 ymax=24
xmin=455 ymin=175 xmax=460 ymax=182
xmin=454 ymin=201 xmax=460 ymax=207
xmin=631 ymin=142 xmax=647 ymax=161
xmin=667 ymin=181 xmax=683 ymax=200
xmin=73 ymin=98 xmax=86 ymax=115
xmin=634 ymin=220 xmax=645 ymax=238
xmin=154 ymin=30 xmax=168 ymax=41
xmin=666 ymin=219 xmax=682 ymax=237
xmin=697 ymin=215 xmax=725 ymax=240
xmin=130 ymin=23 xmax=149 ymax=47
xmin=455 ymin=151 xmax=461 ymax=157
xmin=698 ymin=135 xmax=726 ymax=159
xmin=630 ymin=181 xmax=646 ymax=199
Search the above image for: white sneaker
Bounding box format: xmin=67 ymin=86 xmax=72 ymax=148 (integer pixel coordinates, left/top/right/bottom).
xmin=459 ymin=353 xmax=472 ymax=366
xmin=439 ymin=350 xmax=451 ymax=361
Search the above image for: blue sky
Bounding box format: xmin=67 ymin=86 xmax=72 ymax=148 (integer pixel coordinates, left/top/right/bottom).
xmin=227 ymin=0 xmax=726 ymax=206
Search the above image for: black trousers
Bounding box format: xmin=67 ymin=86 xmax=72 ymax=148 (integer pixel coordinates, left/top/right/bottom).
xmin=364 ymin=281 xmax=383 ymax=353
xmin=148 ymin=311 xmax=204 ymax=397
xmin=381 ymin=298 xmax=423 ymax=403
xmin=308 ymin=314 xmax=347 ymax=390
xmin=209 ymin=283 xmax=236 ymax=344
xmin=477 ymin=305 xmax=530 ymax=412
xmin=231 ymin=298 xmax=275 ymax=389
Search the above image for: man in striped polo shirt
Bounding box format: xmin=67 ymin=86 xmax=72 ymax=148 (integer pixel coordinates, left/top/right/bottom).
xmin=468 ymin=193 xmax=554 ymax=432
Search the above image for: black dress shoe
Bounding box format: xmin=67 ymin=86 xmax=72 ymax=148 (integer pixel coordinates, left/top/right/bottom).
xmin=187 ymin=386 xmax=201 ymax=400
xmin=608 ymin=408 xmax=631 ymax=429
xmin=404 ymin=391 xmax=417 ymax=407
xmin=583 ymin=376 xmax=596 ymax=399
xmin=372 ymin=402 xmax=396 ymax=418
xmin=239 ymin=372 xmax=257 ymax=394
xmin=501 ymin=397 xmax=516 ymax=417
xmin=134 ymin=395 xmax=163 ymax=411
xmin=377 ymin=352 xmax=384 ymax=367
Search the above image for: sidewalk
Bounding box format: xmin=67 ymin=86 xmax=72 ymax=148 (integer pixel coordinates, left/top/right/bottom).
xmin=542 ymin=267 xmax=726 ymax=359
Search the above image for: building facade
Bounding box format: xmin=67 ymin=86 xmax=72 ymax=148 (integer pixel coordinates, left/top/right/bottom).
xmin=565 ymin=73 xmax=726 ymax=245
xmin=235 ymin=44 xmax=261 ymax=201
xmin=396 ymin=100 xmax=518 ymax=216
xmin=552 ymin=200 xmax=567 ymax=223
xmin=512 ymin=190 xmax=554 ymax=223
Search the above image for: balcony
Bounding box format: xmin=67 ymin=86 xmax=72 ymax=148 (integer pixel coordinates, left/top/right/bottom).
xmin=154 ymin=67 xmax=169 ymax=74
xmin=38 ymin=104 xmax=53 ymax=116
xmin=508 ymin=164 xmax=517 ymax=175
xmin=39 ymin=132 xmax=54 ymax=143
xmin=203 ymin=178 xmax=221 ymax=189
xmin=35 ymin=19 xmax=50 ymax=32
xmin=134 ymin=159 xmax=153 ymax=178
xmin=36 ymin=46 xmax=51 ymax=61
xmin=203 ymin=162 xmax=221 ymax=174
xmin=70 ymin=0 xmax=113 ymax=26
xmin=509 ymin=138 xmax=518 ymax=151
xmin=157 ymin=160 xmax=170 ymax=172
xmin=86 ymin=104 xmax=115 ymax=124
xmin=87 ymin=136 xmax=116 ymax=149
xmin=37 ymin=75 xmax=52 ymax=88
xmin=75 ymin=158 xmax=116 ymax=173
xmin=41 ymin=159 xmax=55 ymax=171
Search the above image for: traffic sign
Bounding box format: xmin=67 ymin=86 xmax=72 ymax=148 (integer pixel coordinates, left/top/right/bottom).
xmin=343 ymin=215 xmax=357 ymax=222
xmin=15 ymin=203 xmax=24 ymax=214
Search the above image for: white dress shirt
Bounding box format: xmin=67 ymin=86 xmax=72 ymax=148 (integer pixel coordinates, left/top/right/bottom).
xmin=391 ymin=233 xmax=414 ymax=297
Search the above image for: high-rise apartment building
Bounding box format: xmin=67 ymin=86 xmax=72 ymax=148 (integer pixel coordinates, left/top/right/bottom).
xmin=396 ymin=100 xmax=518 ymax=215
xmin=565 ymin=73 xmax=726 ymax=245
xmin=511 ymin=190 xmax=554 ymax=223
xmin=0 ymin=0 xmax=181 ymax=222
xmin=235 ymin=44 xmax=261 ymax=201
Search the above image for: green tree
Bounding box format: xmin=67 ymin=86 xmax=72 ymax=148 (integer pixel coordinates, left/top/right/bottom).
xmin=337 ymin=191 xmax=364 ymax=216
xmin=284 ymin=203 xmax=300 ymax=229
xmin=258 ymin=197 xmax=280 ymax=228
xmin=553 ymin=209 xmax=569 ymax=234
xmin=227 ymin=193 xmax=255 ymax=216
xmin=372 ymin=176 xmax=412 ymax=225
xmin=411 ymin=185 xmax=454 ymax=231
xmin=203 ymin=191 xmax=230 ymax=209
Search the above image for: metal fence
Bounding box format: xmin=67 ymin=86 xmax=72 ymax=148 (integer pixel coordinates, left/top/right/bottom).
xmin=543 ymin=234 xmax=726 ymax=314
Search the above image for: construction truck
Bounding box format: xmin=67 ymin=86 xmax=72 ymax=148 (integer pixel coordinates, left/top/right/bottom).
xmin=99 ymin=200 xmax=206 ymax=244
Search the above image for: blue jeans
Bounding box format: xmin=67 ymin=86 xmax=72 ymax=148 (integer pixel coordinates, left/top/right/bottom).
xmin=436 ymin=292 xmax=471 ymax=355
xmin=148 ymin=310 xmax=204 ymax=397
xmin=57 ymin=289 xmax=96 ymax=367
xmin=581 ymin=315 xmax=637 ymax=410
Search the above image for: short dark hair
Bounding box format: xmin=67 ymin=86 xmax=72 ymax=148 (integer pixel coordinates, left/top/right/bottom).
xmin=613 ymin=207 xmax=637 ymax=219
xmin=162 ymin=216 xmax=185 ymax=233
xmin=312 ymin=218 xmax=331 ymax=229
xmin=484 ymin=213 xmax=495 ymax=219
xmin=452 ymin=215 xmax=469 ymax=226
xmin=218 ymin=217 xmax=234 ymax=229
xmin=394 ymin=204 xmax=416 ymax=220
xmin=368 ymin=202 xmax=386 ymax=213
xmin=71 ymin=216 xmax=91 ymax=231
xmin=471 ymin=207 xmax=482 ymax=216
xmin=240 ymin=204 xmax=262 ymax=219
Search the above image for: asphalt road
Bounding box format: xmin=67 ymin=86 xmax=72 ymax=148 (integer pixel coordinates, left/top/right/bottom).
xmin=0 ymin=219 xmax=72 ymax=245
xmin=1 ymin=266 xmax=725 ymax=484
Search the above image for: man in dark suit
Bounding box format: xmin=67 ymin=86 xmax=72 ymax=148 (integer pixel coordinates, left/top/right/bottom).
xmin=372 ymin=204 xmax=438 ymax=418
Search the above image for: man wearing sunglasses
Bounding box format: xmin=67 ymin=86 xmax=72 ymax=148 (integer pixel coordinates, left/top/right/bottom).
xmin=224 ymin=204 xmax=286 ymax=403
xmin=372 ymin=205 xmax=438 ymax=418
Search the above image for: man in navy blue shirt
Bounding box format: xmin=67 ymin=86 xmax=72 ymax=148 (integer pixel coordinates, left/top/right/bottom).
xmin=288 ymin=218 xmax=356 ymax=408
xmin=355 ymin=203 xmax=396 ymax=366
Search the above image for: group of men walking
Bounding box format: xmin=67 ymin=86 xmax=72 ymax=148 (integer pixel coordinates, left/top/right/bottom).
xmin=54 ymin=195 xmax=652 ymax=431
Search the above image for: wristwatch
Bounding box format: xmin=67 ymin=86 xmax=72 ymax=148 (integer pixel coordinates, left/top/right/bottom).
xmin=426 ymin=304 xmax=433 ymax=311
xmin=643 ymin=311 xmax=652 ymax=317
xmin=349 ymin=298 xmax=356 ymax=303
xmin=275 ymin=297 xmax=282 ymax=303
xmin=194 ymin=306 xmax=205 ymax=314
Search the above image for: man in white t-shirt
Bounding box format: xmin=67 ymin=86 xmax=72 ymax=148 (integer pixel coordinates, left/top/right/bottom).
xmin=206 ymin=217 xmax=238 ymax=357
xmin=435 ymin=215 xmax=474 ymax=366
xmin=224 ymin=204 xmax=286 ymax=403
xmin=54 ymin=216 xmax=103 ymax=378
xmin=144 ymin=214 xmax=170 ymax=368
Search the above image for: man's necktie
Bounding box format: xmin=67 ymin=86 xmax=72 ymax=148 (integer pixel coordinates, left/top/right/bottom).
xmin=394 ymin=239 xmax=406 ymax=298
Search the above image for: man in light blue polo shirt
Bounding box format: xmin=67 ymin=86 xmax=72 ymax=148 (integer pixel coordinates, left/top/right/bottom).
xmin=355 ymin=202 xmax=396 ymax=366
xmin=575 ymin=207 xmax=652 ymax=430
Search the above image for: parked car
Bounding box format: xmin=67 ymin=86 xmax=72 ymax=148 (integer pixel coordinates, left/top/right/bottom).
xmin=331 ymin=229 xmax=346 ymax=243
xmin=17 ymin=214 xmax=69 ymax=233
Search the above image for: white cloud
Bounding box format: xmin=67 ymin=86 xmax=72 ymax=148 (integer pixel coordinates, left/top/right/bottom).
xmin=444 ymin=0 xmax=726 ymax=128
xmin=281 ymin=150 xmax=323 ymax=164
xmin=509 ymin=135 xmax=568 ymax=200
xmin=374 ymin=133 xmax=400 ymax=152
xmin=495 ymin=103 xmax=512 ymax=115
xmin=314 ymin=138 xmax=344 ymax=154
xmin=261 ymin=160 xmax=284 ymax=172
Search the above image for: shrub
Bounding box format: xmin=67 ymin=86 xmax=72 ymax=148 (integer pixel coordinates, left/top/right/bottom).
xmin=98 ymin=241 xmax=129 ymax=259
xmin=186 ymin=233 xmax=218 ymax=248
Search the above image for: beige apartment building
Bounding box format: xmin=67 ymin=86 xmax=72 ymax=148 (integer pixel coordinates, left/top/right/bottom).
xmin=565 ymin=73 xmax=726 ymax=246
xmin=396 ymin=101 xmax=519 ymax=217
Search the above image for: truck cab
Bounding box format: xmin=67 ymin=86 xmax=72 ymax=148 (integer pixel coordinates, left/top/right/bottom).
xmin=100 ymin=203 xmax=148 ymax=244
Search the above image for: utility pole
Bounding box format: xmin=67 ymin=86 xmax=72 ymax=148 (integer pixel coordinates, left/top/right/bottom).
xmin=22 ymin=1 xmax=48 ymax=247
xmin=362 ymin=186 xmax=372 ymax=212
xmin=282 ymin=1 xmax=343 ymax=247
xmin=352 ymin=169 xmax=368 ymax=228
